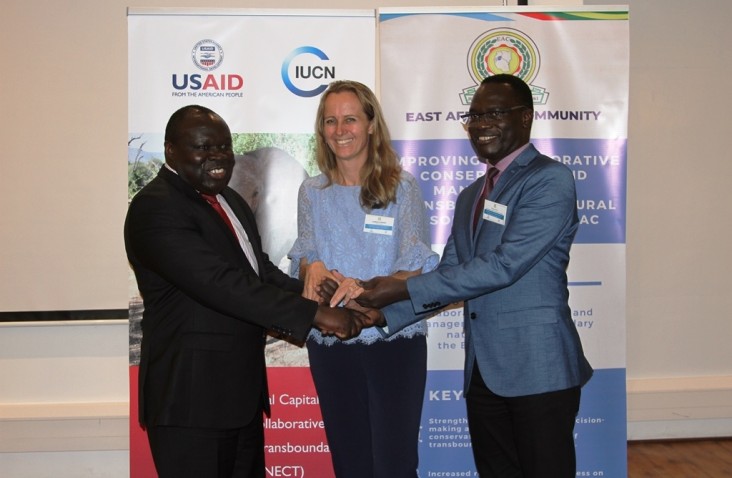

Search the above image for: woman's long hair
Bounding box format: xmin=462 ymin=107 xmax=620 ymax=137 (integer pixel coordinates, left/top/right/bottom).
xmin=314 ymin=80 xmax=401 ymax=210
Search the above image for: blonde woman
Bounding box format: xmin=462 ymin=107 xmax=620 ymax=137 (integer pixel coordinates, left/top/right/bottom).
xmin=289 ymin=80 xmax=437 ymax=478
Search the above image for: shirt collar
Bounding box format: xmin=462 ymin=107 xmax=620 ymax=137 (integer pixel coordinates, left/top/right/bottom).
xmin=491 ymin=142 xmax=531 ymax=174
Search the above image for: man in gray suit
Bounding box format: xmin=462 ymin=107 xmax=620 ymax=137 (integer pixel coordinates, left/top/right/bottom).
xmin=338 ymin=74 xmax=593 ymax=477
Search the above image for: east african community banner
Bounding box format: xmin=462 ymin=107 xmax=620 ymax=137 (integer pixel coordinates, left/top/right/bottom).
xmin=379 ymin=7 xmax=628 ymax=477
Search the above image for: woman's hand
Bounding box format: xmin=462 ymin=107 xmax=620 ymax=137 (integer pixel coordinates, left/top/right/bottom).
xmin=301 ymin=259 xmax=338 ymax=303
xmin=328 ymin=273 xmax=365 ymax=308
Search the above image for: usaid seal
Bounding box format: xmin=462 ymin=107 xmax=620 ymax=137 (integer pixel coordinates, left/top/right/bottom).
xmin=192 ymin=39 xmax=224 ymax=71
xmin=462 ymin=28 xmax=548 ymax=105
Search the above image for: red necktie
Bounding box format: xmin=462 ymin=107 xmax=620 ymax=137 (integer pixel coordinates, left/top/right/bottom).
xmin=200 ymin=193 xmax=238 ymax=238
xmin=473 ymin=167 xmax=499 ymax=232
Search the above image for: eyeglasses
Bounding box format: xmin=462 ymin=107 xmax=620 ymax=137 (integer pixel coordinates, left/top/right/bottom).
xmin=459 ymin=105 xmax=528 ymax=127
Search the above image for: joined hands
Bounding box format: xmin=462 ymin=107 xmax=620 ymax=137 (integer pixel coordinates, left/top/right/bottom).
xmin=312 ymin=305 xmax=381 ymax=340
xmin=323 ymin=275 xmax=409 ymax=310
xmin=304 ymin=263 xmax=385 ymax=340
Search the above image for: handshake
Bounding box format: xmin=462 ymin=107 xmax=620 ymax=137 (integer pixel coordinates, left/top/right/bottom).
xmin=307 ymin=262 xmax=410 ymax=341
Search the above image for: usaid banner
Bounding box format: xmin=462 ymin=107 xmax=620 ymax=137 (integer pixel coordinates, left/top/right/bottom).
xmin=128 ymin=8 xmax=375 ymax=477
xmin=378 ymin=7 xmax=629 ymax=477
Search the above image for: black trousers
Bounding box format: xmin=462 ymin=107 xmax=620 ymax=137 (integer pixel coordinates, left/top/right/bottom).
xmin=307 ymin=336 xmax=427 ymax=478
xmin=147 ymin=413 xmax=265 ymax=478
xmin=466 ymin=365 xmax=581 ymax=478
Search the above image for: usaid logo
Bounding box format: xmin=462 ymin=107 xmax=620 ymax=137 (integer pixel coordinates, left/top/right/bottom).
xmin=281 ymin=46 xmax=335 ymax=97
xmin=192 ymin=39 xmax=224 ymax=71
xmin=171 ymin=39 xmax=244 ymax=94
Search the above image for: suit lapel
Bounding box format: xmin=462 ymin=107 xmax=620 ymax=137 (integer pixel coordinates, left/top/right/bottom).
xmin=490 ymin=144 xmax=539 ymax=201
xmin=472 ymin=145 xmax=540 ymax=243
xmin=158 ymin=167 xmax=261 ymax=273
xmin=457 ymin=177 xmax=483 ymax=253
xmin=159 ymin=167 xmax=237 ymax=239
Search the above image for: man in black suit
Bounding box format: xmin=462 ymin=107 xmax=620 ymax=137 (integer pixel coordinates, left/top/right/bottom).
xmin=124 ymin=105 xmax=370 ymax=478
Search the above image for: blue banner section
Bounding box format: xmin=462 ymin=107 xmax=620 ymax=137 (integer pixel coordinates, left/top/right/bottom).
xmin=419 ymin=370 xmax=476 ymax=476
xmin=396 ymin=139 xmax=486 ymax=246
xmin=420 ymin=368 xmax=627 ymax=477
xmin=395 ymin=138 xmax=626 ymax=246
xmin=575 ymin=368 xmax=628 ymax=477
xmin=533 ymin=138 xmax=627 ymax=244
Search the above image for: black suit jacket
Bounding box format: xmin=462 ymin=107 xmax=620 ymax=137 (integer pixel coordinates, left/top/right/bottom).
xmin=124 ymin=166 xmax=318 ymax=429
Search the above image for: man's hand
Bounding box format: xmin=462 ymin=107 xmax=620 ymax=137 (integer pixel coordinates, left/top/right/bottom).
xmin=317 ymin=277 xmax=387 ymax=328
xmin=313 ymin=305 xmax=371 ymax=340
xmin=354 ymin=275 xmax=409 ymax=309
xmin=342 ymin=298 xmax=386 ymax=328
xmin=317 ymin=277 xmax=340 ymax=305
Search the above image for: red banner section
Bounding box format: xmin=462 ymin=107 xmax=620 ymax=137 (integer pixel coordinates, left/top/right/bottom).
xmin=265 ymin=367 xmax=334 ymax=478
xmin=129 ymin=366 xmax=156 ymax=478
xmin=130 ymin=365 xmax=334 ymax=478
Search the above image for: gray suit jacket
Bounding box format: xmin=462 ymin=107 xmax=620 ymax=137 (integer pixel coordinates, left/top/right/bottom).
xmin=386 ymin=144 xmax=592 ymax=397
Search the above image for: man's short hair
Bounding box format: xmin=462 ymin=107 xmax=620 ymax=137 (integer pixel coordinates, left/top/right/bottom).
xmin=164 ymin=105 xmax=218 ymax=143
xmin=481 ymin=74 xmax=534 ymax=110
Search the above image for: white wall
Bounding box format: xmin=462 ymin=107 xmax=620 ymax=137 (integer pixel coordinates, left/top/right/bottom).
xmin=0 ymin=321 xmax=129 ymax=477
xmin=604 ymin=0 xmax=732 ymax=440
xmin=1 ymin=0 xmax=732 ymax=476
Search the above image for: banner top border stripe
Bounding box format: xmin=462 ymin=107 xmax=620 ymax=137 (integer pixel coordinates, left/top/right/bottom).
xmin=377 ymin=6 xmax=628 ymax=15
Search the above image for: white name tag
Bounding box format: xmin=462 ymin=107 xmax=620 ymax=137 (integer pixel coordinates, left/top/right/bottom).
xmin=483 ymin=200 xmax=507 ymax=226
xmin=364 ymin=214 xmax=394 ymax=236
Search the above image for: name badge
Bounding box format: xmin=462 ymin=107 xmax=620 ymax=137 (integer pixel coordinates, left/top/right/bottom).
xmin=483 ymin=200 xmax=507 ymax=226
xmin=364 ymin=214 xmax=394 ymax=236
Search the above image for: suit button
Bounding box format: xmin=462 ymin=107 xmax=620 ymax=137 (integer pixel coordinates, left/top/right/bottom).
xmin=470 ymin=313 xmax=477 ymax=320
